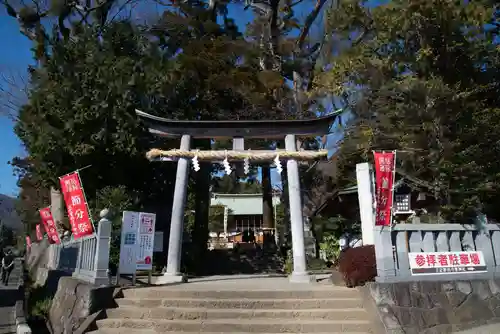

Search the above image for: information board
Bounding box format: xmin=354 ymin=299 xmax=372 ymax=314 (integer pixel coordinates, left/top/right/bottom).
xmin=118 ymin=211 xmax=140 ymax=274
xmin=118 ymin=211 xmax=157 ymax=274
xmin=136 ymin=212 xmax=156 ymax=271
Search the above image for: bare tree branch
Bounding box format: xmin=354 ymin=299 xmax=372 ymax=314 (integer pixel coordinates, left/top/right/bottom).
xmin=295 ymin=0 xmax=328 ymax=52
xmin=0 ymin=68 xmax=28 ymax=122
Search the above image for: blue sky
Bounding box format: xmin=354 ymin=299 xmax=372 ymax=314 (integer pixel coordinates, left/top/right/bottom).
xmin=0 ymin=12 xmax=33 ymax=196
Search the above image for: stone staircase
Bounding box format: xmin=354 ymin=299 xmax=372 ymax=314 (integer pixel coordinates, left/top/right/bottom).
xmin=89 ymin=277 xmax=375 ymax=334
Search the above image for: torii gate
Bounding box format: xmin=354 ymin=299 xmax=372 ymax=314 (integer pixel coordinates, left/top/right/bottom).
xmin=136 ymin=109 xmax=338 ymax=283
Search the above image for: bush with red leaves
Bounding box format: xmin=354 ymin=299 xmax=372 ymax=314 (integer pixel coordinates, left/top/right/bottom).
xmin=337 ymin=245 xmax=376 ymax=288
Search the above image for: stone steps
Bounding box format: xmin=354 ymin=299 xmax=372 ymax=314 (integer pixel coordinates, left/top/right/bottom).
xmin=106 ymin=305 xmax=370 ymax=321
xmin=95 ymin=318 xmax=373 ymax=333
xmin=116 ymin=297 xmax=365 ymax=309
xmin=93 ymin=278 xmax=375 ymax=333
xmin=90 ymin=330 xmax=371 ymax=334
xmin=121 ymin=287 xmax=358 ymax=299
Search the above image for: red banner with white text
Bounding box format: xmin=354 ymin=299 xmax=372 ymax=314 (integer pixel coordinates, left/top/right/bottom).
xmin=26 ymin=236 xmax=31 ymax=249
xmin=373 ymin=151 xmax=396 ymax=226
xmin=39 ymin=207 xmax=61 ymax=244
xmin=36 ymin=224 xmax=43 ymax=241
xmin=59 ymin=172 xmax=94 ymax=239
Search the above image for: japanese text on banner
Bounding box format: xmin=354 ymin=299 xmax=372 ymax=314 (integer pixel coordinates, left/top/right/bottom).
xmin=35 ymin=224 xmax=43 ymax=241
xmin=59 ymin=172 xmax=93 ymax=239
xmin=39 ymin=207 xmax=61 ymax=245
xmin=373 ymin=152 xmax=395 ymax=226
xmin=409 ymin=251 xmax=487 ymax=275
xmin=26 ymin=236 xmax=31 ymax=249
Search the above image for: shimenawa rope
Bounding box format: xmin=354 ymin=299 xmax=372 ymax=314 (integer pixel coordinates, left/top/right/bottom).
xmin=146 ymin=148 xmax=328 ymax=161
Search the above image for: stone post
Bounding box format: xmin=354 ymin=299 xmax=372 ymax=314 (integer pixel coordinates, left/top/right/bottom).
xmin=356 ymin=162 xmax=376 ymax=245
xmin=285 ymin=134 xmax=313 ymax=283
xmin=159 ymin=134 xmax=191 ymax=284
xmin=91 ymin=209 xmax=112 ymax=285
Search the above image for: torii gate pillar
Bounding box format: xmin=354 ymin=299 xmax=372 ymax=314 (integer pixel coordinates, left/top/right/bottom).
xmin=285 ymin=135 xmax=313 ymax=283
xmin=158 ymin=134 xmax=191 ymax=284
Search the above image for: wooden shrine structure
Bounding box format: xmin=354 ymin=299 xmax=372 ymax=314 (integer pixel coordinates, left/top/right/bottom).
xmin=136 ymin=109 xmax=338 ymax=283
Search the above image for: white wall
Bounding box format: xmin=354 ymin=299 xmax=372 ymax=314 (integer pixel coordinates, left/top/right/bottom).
xmin=210 ymin=193 xmax=281 ymax=215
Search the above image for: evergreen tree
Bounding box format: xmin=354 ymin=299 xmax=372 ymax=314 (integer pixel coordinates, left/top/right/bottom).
xmin=314 ymin=0 xmax=500 ymax=220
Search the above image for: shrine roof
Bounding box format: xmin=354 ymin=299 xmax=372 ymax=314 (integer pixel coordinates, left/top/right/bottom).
xmin=135 ymin=109 xmax=338 ymax=138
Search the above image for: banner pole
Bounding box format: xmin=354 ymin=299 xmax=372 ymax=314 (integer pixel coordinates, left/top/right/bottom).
xmin=58 ymin=165 xmax=92 ymax=180
xmin=390 ymin=150 xmax=397 ymax=229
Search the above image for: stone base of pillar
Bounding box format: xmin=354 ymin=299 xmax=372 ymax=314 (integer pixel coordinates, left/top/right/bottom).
xmin=288 ymin=271 xmax=316 ymax=284
xmin=154 ymin=273 xmax=188 ymax=285
xmin=16 ymin=323 xmax=32 ymax=334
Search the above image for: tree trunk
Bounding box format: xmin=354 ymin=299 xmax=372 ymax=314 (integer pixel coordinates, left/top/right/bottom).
xmin=262 ymin=164 xmax=274 ymax=229
xmin=50 ymin=186 xmax=65 ymax=231
xmin=280 ymin=164 xmax=291 ymax=248
xmin=192 ymin=139 xmax=211 ymax=275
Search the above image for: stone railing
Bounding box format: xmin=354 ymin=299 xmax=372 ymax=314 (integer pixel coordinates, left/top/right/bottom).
xmin=50 ymin=210 xmax=112 ymax=285
xmin=374 ymin=224 xmax=500 ymax=282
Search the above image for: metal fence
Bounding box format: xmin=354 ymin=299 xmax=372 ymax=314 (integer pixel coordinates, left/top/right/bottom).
xmin=49 ymin=215 xmax=111 ymax=285
xmin=374 ymin=224 xmax=500 ymax=282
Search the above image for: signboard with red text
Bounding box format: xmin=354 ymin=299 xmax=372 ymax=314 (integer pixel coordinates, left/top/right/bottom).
xmin=409 ymin=251 xmax=487 ymax=275
xmin=39 ymin=207 xmax=61 ymax=244
xmin=119 ymin=211 xmax=156 ymax=273
xmin=136 ymin=212 xmax=156 ymax=271
xmin=373 ymin=152 xmax=396 ymax=226
xmin=59 ymin=172 xmax=94 ymax=239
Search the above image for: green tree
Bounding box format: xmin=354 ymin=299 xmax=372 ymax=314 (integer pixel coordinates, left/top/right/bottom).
xmin=208 ymin=205 xmax=234 ymax=236
xmin=0 ymin=224 xmax=16 ymax=247
xmin=4 ymin=0 xmax=340 ymax=274
xmin=314 ymin=0 xmax=500 ymax=221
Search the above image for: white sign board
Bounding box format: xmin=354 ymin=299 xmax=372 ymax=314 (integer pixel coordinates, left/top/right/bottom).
xmin=118 ymin=211 xmax=156 ymax=274
xmin=136 ymin=212 xmax=156 ymax=271
xmin=408 ymin=251 xmax=487 ymax=275
xmin=118 ymin=211 xmax=140 ymax=274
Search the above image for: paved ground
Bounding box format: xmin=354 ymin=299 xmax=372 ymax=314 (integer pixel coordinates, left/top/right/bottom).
xmin=455 ymin=324 xmax=500 ymax=333
xmin=144 ymin=273 xmax=333 ymax=290
xmin=0 ymin=259 xmax=21 ymax=334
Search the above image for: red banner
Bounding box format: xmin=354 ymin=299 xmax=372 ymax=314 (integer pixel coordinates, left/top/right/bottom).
xmin=26 ymin=236 xmax=31 ymax=249
xmin=373 ymin=151 xmax=396 ymax=226
xmin=39 ymin=207 xmax=61 ymax=245
xmin=35 ymin=224 xmax=43 ymax=241
xmin=59 ymin=172 xmax=94 ymax=239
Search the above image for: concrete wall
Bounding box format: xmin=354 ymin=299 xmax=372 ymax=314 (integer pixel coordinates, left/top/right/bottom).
xmin=374 ymin=224 xmax=500 ymax=283
xmin=366 ymin=279 xmax=500 ymax=334
xmin=210 ymin=193 xmax=280 ymax=215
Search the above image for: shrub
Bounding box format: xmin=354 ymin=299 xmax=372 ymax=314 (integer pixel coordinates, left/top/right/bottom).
xmin=337 ymin=245 xmax=376 ymax=288
xmin=284 ymin=248 xmax=293 ymax=274
xmin=319 ymin=234 xmax=340 ymax=263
